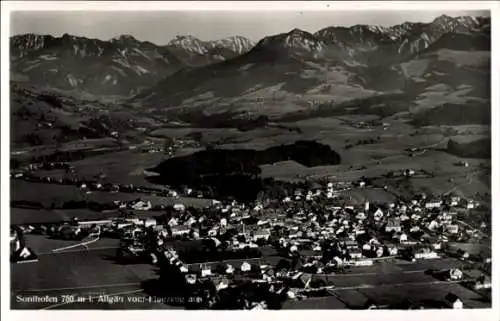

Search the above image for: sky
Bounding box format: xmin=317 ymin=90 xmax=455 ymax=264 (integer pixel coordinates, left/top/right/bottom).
xmin=11 ymin=10 xmax=490 ymax=44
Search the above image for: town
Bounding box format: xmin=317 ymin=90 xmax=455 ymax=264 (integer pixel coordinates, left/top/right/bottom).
xmin=10 ymin=159 xmax=492 ymax=310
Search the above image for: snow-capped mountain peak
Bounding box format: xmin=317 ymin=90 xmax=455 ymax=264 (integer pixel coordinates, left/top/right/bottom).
xmin=111 ymin=34 xmax=139 ymax=44
xmin=396 ymin=14 xmax=488 ymax=57
xmin=256 ymin=28 xmax=325 ymax=54
xmin=211 ymin=36 xmax=255 ymax=54
xmin=168 ymin=35 xmax=207 ymax=54
xmin=167 ymin=34 xmax=255 ymax=57
xmin=432 ymin=14 xmax=454 ymax=25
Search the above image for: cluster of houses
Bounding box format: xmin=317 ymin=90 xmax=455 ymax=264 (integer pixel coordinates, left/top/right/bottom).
xmin=16 ymin=173 xmax=487 ymax=272
xmin=273 ymin=185 xmax=485 ymax=262
xmin=139 ymin=137 xmax=201 ymax=155
xmin=12 ymin=163 xmax=491 ymax=309
xmin=11 ymin=167 xmax=210 ymax=204
xmin=11 ymin=161 xmax=73 ymax=178
xmin=87 ymin=179 xmax=488 ymax=276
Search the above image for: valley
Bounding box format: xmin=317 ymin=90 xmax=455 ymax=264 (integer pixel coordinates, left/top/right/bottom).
xmin=9 ymin=12 xmax=492 ymax=311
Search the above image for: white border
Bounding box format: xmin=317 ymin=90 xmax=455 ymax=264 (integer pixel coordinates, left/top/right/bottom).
xmin=1 ymin=2 xmax=499 ymax=321
xmin=0 ymin=1 xmax=498 ymax=11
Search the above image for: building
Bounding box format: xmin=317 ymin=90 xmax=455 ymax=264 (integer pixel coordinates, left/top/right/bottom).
xmin=143 ymin=218 xmax=157 ymax=228
xmin=131 ymin=200 xmax=152 ymax=211
xmin=253 ymin=229 xmax=271 ymax=241
xmin=351 ymin=259 xmax=373 ymax=266
xmin=445 ymin=293 xmax=463 ymax=309
xmin=385 ymin=217 xmax=402 ymax=233
xmin=450 ymin=197 xmax=460 ymax=207
xmin=386 ymin=245 xmax=398 ymax=256
xmin=427 ymin=220 xmax=440 ymax=232
xmin=171 ymin=225 xmax=190 ymax=236
xmin=405 ymin=168 xmax=416 ymax=177
xmin=410 ymin=225 xmax=420 ymax=233
xmin=374 ymin=208 xmax=384 ymax=220
xmin=448 ymin=269 xmax=463 ymax=281
xmin=414 ymin=248 xmax=439 ymax=260
xmin=241 ymin=262 xmax=252 ymax=272
xmin=350 ymin=250 xmax=363 ymax=259
xmin=200 ymin=264 xmax=212 ymax=277
xmin=343 ymin=239 xmax=359 ymax=249
xmin=173 ymin=204 xmax=186 ymax=212
xmin=474 ymin=276 xmax=492 ymax=290
xmin=168 ymin=217 xmax=180 ymax=227
xmin=432 ymin=242 xmax=442 ymax=250
xmin=400 ymin=213 xmax=410 ymax=221
xmin=440 ymin=212 xmax=454 ymax=223
xmin=354 ymin=227 xmax=366 ymax=235
xmin=356 ymin=212 xmax=367 ymax=220
xmin=446 ymin=224 xmax=459 ymax=234
xmin=425 ymin=201 xmax=442 ymax=209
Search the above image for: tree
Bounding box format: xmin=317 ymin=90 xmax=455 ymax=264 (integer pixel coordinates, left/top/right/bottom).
xmin=214 ymin=262 xmax=227 ymax=275
xmin=255 ymin=238 xmax=267 ymax=247
xmin=276 ymin=259 xmax=291 ymax=271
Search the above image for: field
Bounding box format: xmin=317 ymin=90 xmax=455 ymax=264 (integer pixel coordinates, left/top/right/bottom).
xmin=337 ymin=283 xmax=489 ymax=309
xmin=150 ymin=127 xmax=240 ymax=141
xmin=12 ymin=180 xmax=212 ymax=210
xmin=12 ymin=249 xmax=156 ymax=310
xmin=11 ymin=208 xmax=96 ymax=225
xmin=447 ymin=242 xmax=492 ymax=255
xmin=11 ymin=235 xmax=165 ymax=310
xmin=10 ymin=208 xmax=158 ymax=225
xmin=67 ymin=149 xmax=168 ymax=187
xmin=336 ymin=188 xmax=396 ymax=204
xmin=13 ymin=148 xmax=168 ymax=188
xmin=282 ymin=296 xmax=347 ymax=309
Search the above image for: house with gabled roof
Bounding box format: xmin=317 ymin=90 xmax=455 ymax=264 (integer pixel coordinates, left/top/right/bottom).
xmin=425 ymin=200 xmax=442 ymax=209
xmin=445 ymin=293 xmax=463 ymax=309
xmin=385 ymin=217 xmax=402 ymax=233
xmin=446 ymin=224 xmax=459 ymax=234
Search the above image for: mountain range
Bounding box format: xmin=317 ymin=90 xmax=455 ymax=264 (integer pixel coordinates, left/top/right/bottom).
xmin=11 ymin=14 xmax=491 ymax=125
xmin=10 ymin=33 xmax=255 ymax=95
xmin=132 ymin=14 xmax=490 ymax=121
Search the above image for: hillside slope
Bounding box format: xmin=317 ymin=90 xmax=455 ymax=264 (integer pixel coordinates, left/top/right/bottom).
xmin=10 ymin=82 xmax=150 ymax=149
xmin=133 ymin=15 xmax=490 ymax=124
